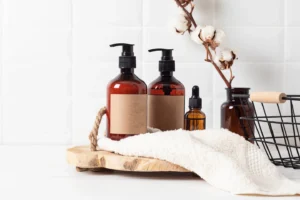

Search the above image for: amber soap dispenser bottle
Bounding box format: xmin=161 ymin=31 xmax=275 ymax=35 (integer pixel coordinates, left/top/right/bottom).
xmin=184 ymin=86 xmax=206 ymax=131
xmin=107 ymin=43 xmax=147 ymax=140
xmin=148 ymin=48 xmax=185 ymax=131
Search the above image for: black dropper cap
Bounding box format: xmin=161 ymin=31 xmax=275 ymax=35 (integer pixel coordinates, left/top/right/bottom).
xmin=189 ymin=86 xmax=202 ymax=109
xmin=148 ymin=48 xmax=175 ymax=72
xmin=110 ymin=43 xmax=136 ymax=68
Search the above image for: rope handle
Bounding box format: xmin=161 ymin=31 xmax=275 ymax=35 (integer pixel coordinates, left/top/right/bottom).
xmin=88 ymin=107 xmax=107 ymax=151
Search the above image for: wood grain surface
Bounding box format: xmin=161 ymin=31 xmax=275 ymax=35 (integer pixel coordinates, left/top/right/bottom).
xmin=67 ymin=146 xmax=189 ymax=172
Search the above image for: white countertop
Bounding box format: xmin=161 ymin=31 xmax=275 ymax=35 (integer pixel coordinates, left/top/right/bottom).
xmin=0 ymin=145 xmax=299 ymax=200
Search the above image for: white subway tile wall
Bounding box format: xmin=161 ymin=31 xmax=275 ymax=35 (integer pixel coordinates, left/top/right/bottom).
xmin=0 ymin=0 xmax=298 ymax=144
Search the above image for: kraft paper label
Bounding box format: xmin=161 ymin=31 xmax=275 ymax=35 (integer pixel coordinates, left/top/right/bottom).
xmin=111 ymin=94 xmax=147 ymax=135
xmin=148 ymin=95 xmax=184 ymax=131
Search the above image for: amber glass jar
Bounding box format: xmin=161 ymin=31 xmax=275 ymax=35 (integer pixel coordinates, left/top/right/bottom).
xmin=221 ymin=88 xmax=254 ymax=141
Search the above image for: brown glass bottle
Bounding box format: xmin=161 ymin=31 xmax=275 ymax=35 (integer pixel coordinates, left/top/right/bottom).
xmin=148 ymin=49 xmax=185 ymax=131
xmin=149 ymin=72 xmax=185 ymax=96
xmin=107 ymin=43 xmax=147 ymax=140
xmin=184 ymin=109 xmax=206 ymax=130
xmin=107 ymin=68 xmax=147 ymax=140
xmin=221 ymin=88 xmax=254 ymax=141
xmin=148 ymin=71 xmax=185 ymax=131
xmin=184 ymin=86 xmax=206 ymax=130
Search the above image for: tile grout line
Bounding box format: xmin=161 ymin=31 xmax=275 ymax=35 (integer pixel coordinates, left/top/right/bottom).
xmin=212 ymin=0 xmax=216 ymax=27
xmin=141 ymin=0 xmax=143 ymax=78
xmin=0 ymin=0 xmax=3 ymax=144
xmin=141 ymin=26 xmax=293 ymax=29
xmin=69 ymin=0 xmax=73 ymax=145
xmin=212 ymin=0 xmax=216 ymax=128
xmin=89 ymin=61 xmax=300 ymax=65
xmin=283 ymin=0 xmax=287 ymax=97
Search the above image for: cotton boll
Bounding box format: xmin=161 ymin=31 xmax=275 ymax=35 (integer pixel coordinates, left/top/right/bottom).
xmin=201 ymin=25 xmax=215 ymax=40
xmin=213 ymin=56 xmax=222 ymax=68
xmin=221 ymin=49 xmax=233 ymax=61
xmin=212 ymin=48 xmax=222 ymax=67
xmin=215 ymin=47 xmax=222 ymax=57
xmin=212 ymin=47 xmax=237 ymax=70
xmin=214 ymin=29 xmax=225 ymax=44
xmin=190 ymin=26 xmax=203 ymax=44
xmin=174 ymin=14 xmax=190 ymax=34
xmin=178 ymin=7 xmax=187 ymax=16
xmin=216 ymin=48 xmax=224 ymax=58
xmin=174 ymin=22 xmax=189 ymax=34
xmin=177 ymin=13 xmax=188 ymax=23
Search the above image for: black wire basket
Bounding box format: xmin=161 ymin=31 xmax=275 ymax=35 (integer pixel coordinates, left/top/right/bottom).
xmin=236 ymin=92 xmax=300 ymax=169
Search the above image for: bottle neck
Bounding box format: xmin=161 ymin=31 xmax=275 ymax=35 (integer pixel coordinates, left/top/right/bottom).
xmin=226 ymin=88 xmax=250 ymax=103
xmin=190 ymin=107 xmax=201 ymax=111
xmin=121 ymin=68 xmax=134 ymax=74
xmin=160 ymin=71 xmax=173 ymax=77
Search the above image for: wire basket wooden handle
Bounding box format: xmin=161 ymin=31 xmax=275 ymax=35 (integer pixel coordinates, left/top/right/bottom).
xmin=88 ymin=107 xmax=107 ymax=151
xmin=250 ymin=92 xmax=286 ymax=104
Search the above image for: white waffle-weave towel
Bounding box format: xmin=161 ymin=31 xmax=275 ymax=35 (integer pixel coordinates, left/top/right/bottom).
xmin=98 ymin=129 xmax=300 ymax=196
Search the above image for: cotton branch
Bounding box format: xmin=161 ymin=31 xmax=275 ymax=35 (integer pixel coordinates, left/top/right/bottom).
xmin=173 ymin=0 xmax=236 ymax=88
xmin=204 ymin=44 xmax=231 ymax=88
xmin=174 ymin=0 xmax=197 ymax=28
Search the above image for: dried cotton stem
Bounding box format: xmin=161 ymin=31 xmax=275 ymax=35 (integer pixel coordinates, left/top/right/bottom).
xmin=173 ymin=0 xmax=234 ymax=88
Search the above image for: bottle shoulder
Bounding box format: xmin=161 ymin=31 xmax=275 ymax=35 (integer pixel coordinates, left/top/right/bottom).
xmin=171 ymin=76 xmax=185 ymax=87
xmin=221 ymin=99 xmax=253 ymax=108
xmin=149 ymin=76 xmax=185 ymax=89
xmin=185 ymin=109 xmax=206 ymax=118
xmin=148 ymin=76 xmax=185 ymax=95
xmin=107 ymin=73 xmax=147 ymax=94
xmin=108 ymin=74 xmax=146 ymax=86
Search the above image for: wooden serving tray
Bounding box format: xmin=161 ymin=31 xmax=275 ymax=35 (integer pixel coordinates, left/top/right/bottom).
xmin=67 ymin=145 xmax=189 ymax=172
xmin=69 ymin=108 xmax=190 ymax=173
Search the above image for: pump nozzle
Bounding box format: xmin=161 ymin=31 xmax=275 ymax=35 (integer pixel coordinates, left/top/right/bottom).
xmin=110 ymin=43 xmax=134 ymax=56
xmin=148 ymin=48 xmax=175 ymax=72
xmin=148 ymin=48 xmax=173 ymax=60
xmin=110 ymin=43 xmax=136 ymax=68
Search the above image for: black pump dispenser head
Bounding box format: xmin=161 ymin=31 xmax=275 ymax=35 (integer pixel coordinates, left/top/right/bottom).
xmin=189 ymin=86 xmax=202 ymax=109
xmin=148 ymin=48 xmax=175 ymax=72
xmin=110 ymin=43 xmax=136 ymax=68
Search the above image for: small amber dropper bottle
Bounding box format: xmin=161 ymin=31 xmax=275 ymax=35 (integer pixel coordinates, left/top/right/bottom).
xmin=184 ymin=86 xmax=206 ymax=131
